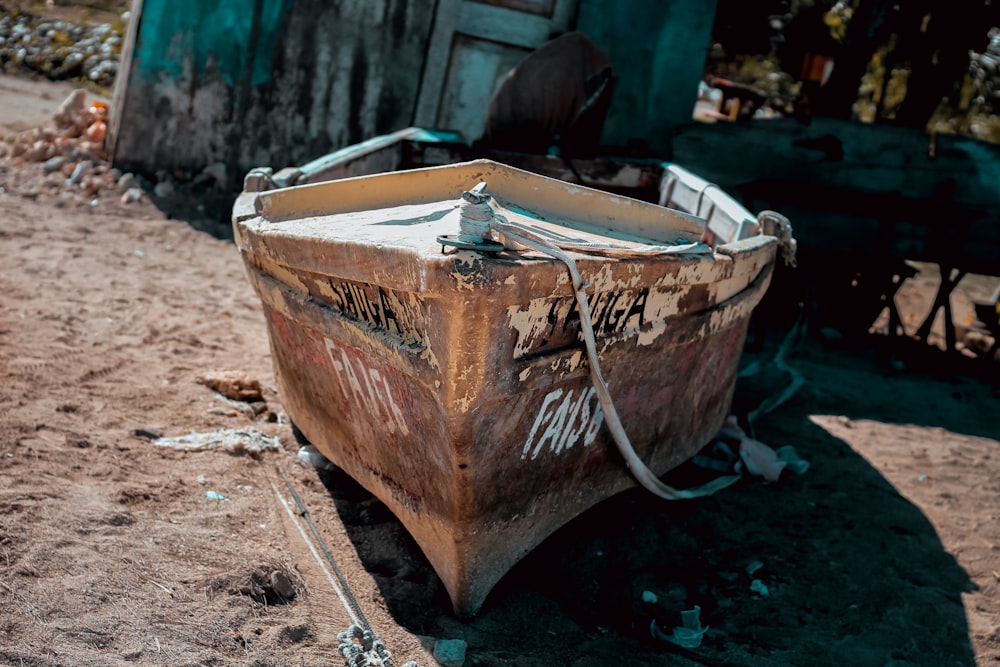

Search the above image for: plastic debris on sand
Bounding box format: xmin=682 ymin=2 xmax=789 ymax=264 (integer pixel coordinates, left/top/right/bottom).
xmin=151 ymin=429 xmax=282 ymax=456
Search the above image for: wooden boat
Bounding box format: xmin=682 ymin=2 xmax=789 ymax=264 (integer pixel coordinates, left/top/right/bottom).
xmin=232 ymin=128 xmax=794 ymax=617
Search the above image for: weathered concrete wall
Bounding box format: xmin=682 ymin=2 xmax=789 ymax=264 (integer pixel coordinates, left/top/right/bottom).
xmin=109 ymin=0 xmax=719 ymax=183
xmin=577 ymin=0 xmax=718 ymax=154
xmin=109 ymin=0 xmax=433 ymax=184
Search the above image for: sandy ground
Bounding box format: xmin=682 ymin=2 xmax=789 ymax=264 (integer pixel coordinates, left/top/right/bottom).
xmin=1 ymin=72 xmax=999 ymax=666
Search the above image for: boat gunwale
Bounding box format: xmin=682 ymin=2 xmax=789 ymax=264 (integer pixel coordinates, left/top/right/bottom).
xmin=244 ymin=159 xmax=706 ymax=239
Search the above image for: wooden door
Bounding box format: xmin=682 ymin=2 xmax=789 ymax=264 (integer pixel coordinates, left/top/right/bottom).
xmin=414 ymin=0 xmax=578 ymax=143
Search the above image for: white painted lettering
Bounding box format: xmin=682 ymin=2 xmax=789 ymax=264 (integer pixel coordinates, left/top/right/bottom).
xmin=522 ymin=386 xmax=604 ymax=460
xmin=323 ymin=337 xmax=410 ymax=436
xmin=556 ymin=388 xmax=588 ymax=454
xmin=523 ymin=389 xmax=563 ymax=460
xmin=537 ymin=390 xmax=573 ymax=457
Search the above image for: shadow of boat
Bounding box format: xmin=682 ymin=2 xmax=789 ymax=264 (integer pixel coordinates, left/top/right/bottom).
xmin=308 ymin=328 xmax=980 ymax=666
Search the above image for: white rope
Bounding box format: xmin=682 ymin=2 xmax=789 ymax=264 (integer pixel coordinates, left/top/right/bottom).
xmin=456 ymin=182 xmax=493 ymax=244
xmin=270 ymin=480 xmax=363 ymax=627
xmin=488 ymin=216 xmax=742 ymax=500
xmin=462 ymin=184 xmax=711 ymax=258
xmin=452 ymin=185 xmax=795 ymax=499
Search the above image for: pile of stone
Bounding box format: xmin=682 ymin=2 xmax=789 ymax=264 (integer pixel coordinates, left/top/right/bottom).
xmin=1 ymin=88 xmax=146 ymax=204
xmin=0 ymin=9 xmax=125 ymax=88
xmin=1 ymin=86 xmax=234 ymax=211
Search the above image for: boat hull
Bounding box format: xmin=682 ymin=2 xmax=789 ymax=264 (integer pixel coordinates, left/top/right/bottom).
xmin=233 ymin=158 xmax=778 ymax=616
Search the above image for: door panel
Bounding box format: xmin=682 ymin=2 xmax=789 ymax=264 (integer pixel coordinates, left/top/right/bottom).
xmin=415 ymin=0 xmax=578 ymax=142
xmin=437 ymin=35 xmax=531 ymax=137
xmin=472 ymin=0 xmax=556 ymax=17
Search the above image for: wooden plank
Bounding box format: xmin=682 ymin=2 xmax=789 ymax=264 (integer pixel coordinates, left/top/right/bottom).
xmin=413 ymin=0 xmax=576 ymax=135
xmin=412 ymin=0 xmax=464 ymax=129
xmin=456 ymin=2 xmax=559 ymax=47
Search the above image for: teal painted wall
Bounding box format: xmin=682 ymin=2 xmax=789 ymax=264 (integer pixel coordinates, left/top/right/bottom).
xmin=135 ymin=0 xmax=287 ymax=86
xmin=111 ymin=0 xmax=435 ymax=183
xmin=110 ymin=0 xmax=716 ymax=182
xmin=578 ymin=0 xmax=718 ymax=153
